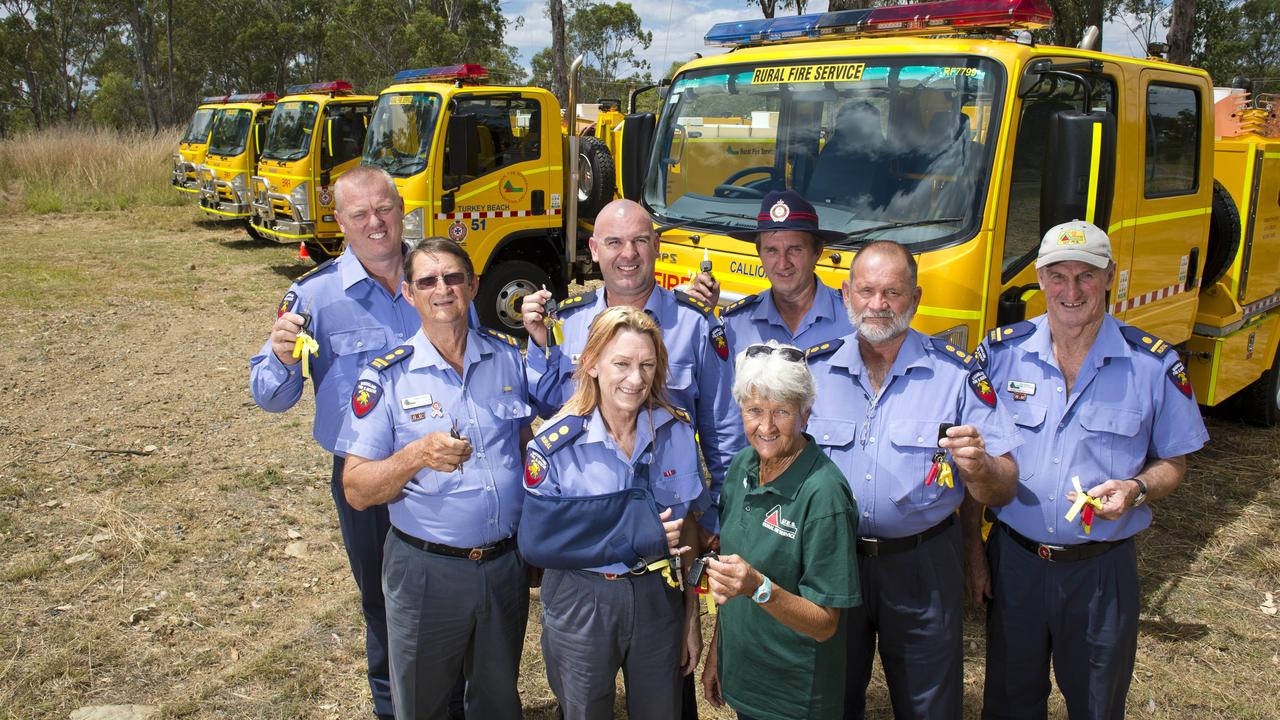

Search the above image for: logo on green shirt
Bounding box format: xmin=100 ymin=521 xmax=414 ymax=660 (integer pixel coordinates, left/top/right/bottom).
xmin=762 ymin=505 xmax=797 ymax=539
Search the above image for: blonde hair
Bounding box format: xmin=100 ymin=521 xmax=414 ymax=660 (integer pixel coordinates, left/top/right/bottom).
xmin=559 ymin=306 xmax=680 ymax=419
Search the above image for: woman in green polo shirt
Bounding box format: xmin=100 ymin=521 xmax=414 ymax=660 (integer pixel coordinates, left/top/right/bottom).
xmin=701 ymin=341 xmax=861 ymax=720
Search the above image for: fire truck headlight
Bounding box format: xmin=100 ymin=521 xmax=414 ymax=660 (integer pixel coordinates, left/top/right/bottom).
xmin=290 ymin=182 xmax=311 ymax=217
xmin=403 ymin=207 xmax=425 ymax=240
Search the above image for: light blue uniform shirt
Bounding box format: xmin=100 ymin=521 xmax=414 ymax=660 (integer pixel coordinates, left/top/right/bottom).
xmin=335 ymin=328 xmax=533 ymax=548
xmin=526 ymin=285 xmax=738 ymax=531
xmin=248 ymin=249 xmax=420 ymax=455
xmin=807 ymin=329 xmax=1022 ymax=538
xmin=524 ymin=407 xmax=706 ymax=574
xmin=721 ymin=277 xmax=853 ymax=352
xmin=249 ymin=248 xmax=482 ymax=455
xmin=978 ymin=315 xmax=1208 ymax=544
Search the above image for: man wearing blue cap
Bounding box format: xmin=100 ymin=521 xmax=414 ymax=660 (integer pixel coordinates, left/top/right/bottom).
xmin=686 ymin=189 xmax=853 ymax=353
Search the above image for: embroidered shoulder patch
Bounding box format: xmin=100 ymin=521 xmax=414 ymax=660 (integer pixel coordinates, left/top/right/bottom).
xmin=710 ymin=325 xmax=729 ymax=361
xmin=277 ymin=290 xmax=300 ymax=318
xmin=525 ymin=448 xmax=549 ymax=487
xmin=368 ymin=344 xmax=414 ymax=371
xmin=351 ymin=379 xmax=382 ymax=418
xmin=968 ymin=368 xmax=997 ymax=408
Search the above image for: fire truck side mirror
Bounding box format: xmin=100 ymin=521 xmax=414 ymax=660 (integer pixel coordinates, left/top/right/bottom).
xmin=1039 ymin=110 xmax=1116 ymax=238
xmin=620 ymin=112 xmax=656 ymax=200
xmin=445 ymin=112 xmax=477 ymax=190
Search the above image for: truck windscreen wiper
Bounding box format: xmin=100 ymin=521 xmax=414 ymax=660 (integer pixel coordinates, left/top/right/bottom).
xmin=828 ymin=216 xmax=964 ymax=248
xmin=654 ymin=211 xmax=757 ymax=235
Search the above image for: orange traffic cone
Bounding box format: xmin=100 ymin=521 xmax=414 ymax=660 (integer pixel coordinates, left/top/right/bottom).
xmin=298 ymin=242 xmax=309 ymax=260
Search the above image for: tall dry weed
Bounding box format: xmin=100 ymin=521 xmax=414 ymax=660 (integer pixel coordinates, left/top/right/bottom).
xmin=0 ymin=125 xmax=188 ymax=214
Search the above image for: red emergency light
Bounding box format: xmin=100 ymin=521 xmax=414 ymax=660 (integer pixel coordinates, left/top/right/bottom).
xmin=393 ymin=64 xmax=489 ymax=84
xmin=227 ymin=92 xmax=279 ymax=103
xmin=200 ymin=95 xmax=231 ymax=104
xmin=285 ymin=80 xmax=354 ymax=95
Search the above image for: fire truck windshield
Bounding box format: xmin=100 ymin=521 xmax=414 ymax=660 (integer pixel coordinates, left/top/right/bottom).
xmin=181 ymin=108 xmax=217 ymax=144
xmin=644 ymin=55 xmax=1004 ymax=248
xmin=261 ymin=101 xmax=320 ymax=162
xmin=362 ymin=92 xmax=443 ymax=177
xmin=207 ymin=109 xmax=254 ymax=157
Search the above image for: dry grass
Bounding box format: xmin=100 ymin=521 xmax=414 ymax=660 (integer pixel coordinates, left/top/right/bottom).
xmin=0 ymin=126 xmax=188 ymax=214
xmin=0 ymin=207 xmax=1276 ymax=718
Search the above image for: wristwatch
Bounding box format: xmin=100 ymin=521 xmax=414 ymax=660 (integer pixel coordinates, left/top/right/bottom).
xmin=1130 ymin=478 xmax=1148 ymax=507
xmin=751 ymin=574 xmax=774 ymax=604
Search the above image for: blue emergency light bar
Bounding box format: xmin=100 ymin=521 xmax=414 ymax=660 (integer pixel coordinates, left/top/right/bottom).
xmin=706 ymin=0 xmax=1052 ymax=47
xmin=392 ymin=64 xmax=488 ymax=84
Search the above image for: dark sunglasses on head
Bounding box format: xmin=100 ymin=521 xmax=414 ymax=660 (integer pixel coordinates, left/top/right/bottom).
xmin=745 ymin=343 xmax=805 ymax=362
xmin=412 ymin=272 xmax=469 ymax=291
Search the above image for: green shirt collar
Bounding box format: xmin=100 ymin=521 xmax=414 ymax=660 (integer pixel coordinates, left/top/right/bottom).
xmin=741 ymin=433 xmax=822 ymax=501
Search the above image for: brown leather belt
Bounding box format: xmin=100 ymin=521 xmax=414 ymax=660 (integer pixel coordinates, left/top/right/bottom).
xmin=392 ymin=527 xmax=516 ymax=562
xmin=999 ymin=522 xmax=1126 ymax=562
xmin=857 ymin=515 xmax=954 ymax=557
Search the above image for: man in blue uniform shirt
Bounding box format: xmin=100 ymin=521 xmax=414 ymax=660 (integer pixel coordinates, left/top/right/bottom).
xmin=519 ymin=199 xmax=737 ymax=533
xmin=805 ymin=240 xmax=1021 ymax=720
xmin=967 ymin=220 xmax=1208 ymax=720
xmin=339 ymin=238 xmax=533 ymax=720
xmin=688 ymin=189 xmax=852 ymax=352
xmin=248 ymin=166 xmax=418 ymax=720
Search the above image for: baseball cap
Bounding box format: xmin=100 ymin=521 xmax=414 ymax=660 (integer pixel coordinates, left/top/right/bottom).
xmin=727 ymin=189 xmax=847 ymax=244
xmin=1035 ymin=220 xmax=1113 ymax=269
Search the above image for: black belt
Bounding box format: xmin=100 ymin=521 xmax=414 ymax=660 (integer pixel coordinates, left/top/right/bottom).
xmin=999 ymin=522 xmax=1126 ymax=562
xmin=392 ymin=527 xmax=516 ymax=562
xmin=857 ymin=515 xmax=954 ymax=557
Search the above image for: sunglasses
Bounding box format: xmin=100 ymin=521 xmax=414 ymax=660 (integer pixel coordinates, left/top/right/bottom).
xmin=411 ymin=272 xmax=469 ymax=291
xmin=745 ymin=343 xmax=805 ymax=363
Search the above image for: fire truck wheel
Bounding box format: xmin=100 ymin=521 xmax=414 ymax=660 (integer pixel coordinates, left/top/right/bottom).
xmin=1239 ymin=343 xmax=1280 ymax=427
xmin=243 ymin=221 xmax=267 ymax=243
xmin=1203 ymin=181 xmax=1241 ymax=288
xmin=304 ymin=240 xmax=344 ymax=264
xmin=577 ymin=136 xmax=615 ymax=219
xmin=477 ymin=260 xmax=553 ymax=337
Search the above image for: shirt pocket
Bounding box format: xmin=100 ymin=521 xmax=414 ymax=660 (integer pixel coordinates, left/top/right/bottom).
xmin=887 ymin=419 xmax=949 ymax=508
xmin=329 ymin=326 xmax=390 ymax=357
xmin=1008 ymin=402 xmax=1047 ymax=481
xmin=651 ymin=471 xmax=704 ymax=513
xmin=667 ymin=362 xmax=695 ymax=403
xmin=810 ymin=418 xmax=858 ymax=450
xmin=395 ymin=415 xmax=469 ymax=496
xmin=1077 ymin=404 xmax=1145 ymax=481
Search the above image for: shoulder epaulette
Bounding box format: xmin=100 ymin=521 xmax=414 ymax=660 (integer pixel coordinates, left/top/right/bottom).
xmin=481 ymin=327 xmax=519 ymax=348
xmin=671 ymin=406 xmax=691 ymax=424
xmin=368 ymin=344 xmax=414 ymax=371
xmin=294 ymin=257 xmax=336 ymax=285
xmin=805 ymin=338 xmax=844 ymax=360
xmin=556 ymin=290 xmax=597 ymax=314
xmin=929 ymin=336 xmax=975 ymax=367
xmin=722 ymin=293 xmax=763 ymax=317
xmin=987 ymin=321 xmax=1035 ymax=345
xmin=674 ymin=289 xmax=714 ymax=317
xmin=1119 ymin=324 xmax=1173 ymax=358
xmin=533 ymin=415 xmax=588 ymax=454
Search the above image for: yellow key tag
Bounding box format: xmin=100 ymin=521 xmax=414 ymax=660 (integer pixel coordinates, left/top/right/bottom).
xmin=291 ymin=331 xmax=320 ymax=379
xmin=550 ymin=318 xmax=565 ymax=347
xmin=938 ymin=461 xmax=954 ymax=489
xmin=1064 ymin=475 xmax=1103 ymax=527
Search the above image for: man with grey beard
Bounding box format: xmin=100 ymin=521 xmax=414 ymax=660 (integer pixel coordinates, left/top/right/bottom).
xmin=804 ymin=240 xmax=1021 ymax=720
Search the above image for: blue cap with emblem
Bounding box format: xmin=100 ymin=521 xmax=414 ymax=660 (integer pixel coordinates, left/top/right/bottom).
xmin=728 ymin=189 xmax=846 ymax=244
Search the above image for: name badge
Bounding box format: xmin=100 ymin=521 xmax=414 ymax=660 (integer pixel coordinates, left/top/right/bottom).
xmin=401 ymin=393 xmax=433 ymax=410
xmin=570 ymin=354 xmax=582 ymax=365
xmin=1006 ymin=380 xmax=1036 ymax=396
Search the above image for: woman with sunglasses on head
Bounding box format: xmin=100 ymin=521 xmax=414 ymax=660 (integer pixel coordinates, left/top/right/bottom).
xmin=338 ymin=237 xmax=535 ymax=720
xmin=701 ymin=340 xmax=861 ymax=720
xmin=518 ymin=305 xmax=705 ymax=720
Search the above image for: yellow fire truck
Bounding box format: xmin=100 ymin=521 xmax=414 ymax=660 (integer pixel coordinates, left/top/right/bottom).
xmin=618 ymin=0 xmax=1280 ymax=424
xmin=172 ymin=95 xmax=227 ymax=194
xmin=362 ymin=63 xmax=622 ymax=332
xmin=248 ymin=81 xmax=377 ymax=261
xmin=195 ymin=92 xmax=277 ymax=226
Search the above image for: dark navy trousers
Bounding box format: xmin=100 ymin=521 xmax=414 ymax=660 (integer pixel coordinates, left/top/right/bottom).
xmin=982 ymin=527 xmax=1138 ymax=720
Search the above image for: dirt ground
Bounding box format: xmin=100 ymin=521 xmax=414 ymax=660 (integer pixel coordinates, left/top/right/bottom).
xmin=0 ymin=207 xmax=1277 ymax=719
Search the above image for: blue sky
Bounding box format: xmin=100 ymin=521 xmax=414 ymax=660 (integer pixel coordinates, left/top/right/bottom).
xmin=500 ymin=0 xmax=1159 ymax=78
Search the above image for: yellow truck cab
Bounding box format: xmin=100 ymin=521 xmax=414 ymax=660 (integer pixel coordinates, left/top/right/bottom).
xmin=620 ymin=0 xmax=1280 ymax=423
xmin=196 ymin=92 xmax=277 ymax=224
xmin=172 ymin=96 xmax=227 ymax=194
xmin=249 ymin=81 xmax=376 ymax=261
xmin=362 ymin=63 xmax=618 ymax=333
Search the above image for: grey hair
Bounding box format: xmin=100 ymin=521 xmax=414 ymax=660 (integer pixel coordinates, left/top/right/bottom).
xmin=731 ymin=340 xmax=816 ymax=414
xmin=334 ymin=165 xmax=398 ymax=212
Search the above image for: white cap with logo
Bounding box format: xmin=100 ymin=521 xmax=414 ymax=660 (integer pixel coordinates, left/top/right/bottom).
xmin=1035 ymin=220 xmax=1113 ymax=270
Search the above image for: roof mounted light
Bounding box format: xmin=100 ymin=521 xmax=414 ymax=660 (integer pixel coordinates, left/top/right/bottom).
xmin=706 ymin=0 xmax=1053 ymax=47
xmin=392 ymin=64 xmax=489 ymax=84
xmin=227 ymin=92 xmax=279 ymax=103
xmin=200 ymin=95 xmax=230 ymax=104
xmin=285 ymin=80 xmax=353 ymax=95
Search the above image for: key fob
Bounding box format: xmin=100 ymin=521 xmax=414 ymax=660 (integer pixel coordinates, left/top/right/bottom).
xmin=296 ymin=312 xmax=312 ymax=332
xmin=937 ymin=423 xmax=956 ymax=443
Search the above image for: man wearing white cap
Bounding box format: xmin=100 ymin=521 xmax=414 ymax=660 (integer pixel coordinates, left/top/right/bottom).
xmin=967 ymin=220 xmax=1209 ymax=720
